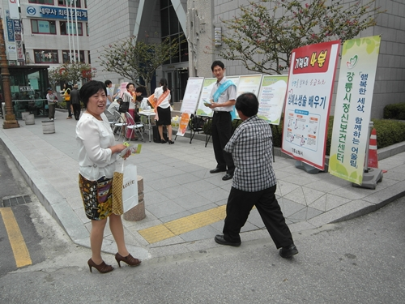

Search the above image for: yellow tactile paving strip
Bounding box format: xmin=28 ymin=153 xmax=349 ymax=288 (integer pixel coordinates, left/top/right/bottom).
xmin=0 ymin=207 xmax=32 ymax=267
xmin=139 ymin=205 xmax=227 ymax=244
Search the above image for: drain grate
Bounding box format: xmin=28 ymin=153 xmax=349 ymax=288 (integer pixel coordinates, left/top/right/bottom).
xmin=1 ymin=195 xmax=32 ymax=207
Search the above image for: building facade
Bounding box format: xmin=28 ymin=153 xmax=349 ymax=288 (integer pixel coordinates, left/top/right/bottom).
xmin=1 ymin=0 xmax=91 ymax=68
xmin=87 ymin=0 xmax=405 ymax=118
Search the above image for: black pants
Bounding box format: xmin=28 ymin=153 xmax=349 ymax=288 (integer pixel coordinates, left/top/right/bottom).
xmin=72 ymin=103 xmax=81 ymax=120
xmin=48 ymin=104 xmax=55 ymax=119
xmin=212 ymin=111 xmax=234 ymax=174
xmin=223 ymin=185 xmax=294 ymax=248
xmin=66 ymin=101 xmax=72 ymax=117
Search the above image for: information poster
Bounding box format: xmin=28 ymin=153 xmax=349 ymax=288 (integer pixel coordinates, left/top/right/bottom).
xmin=196 ymin=78 xmax=216 ymax=117
xmin=281 ymin=40 xmax=341 ymax=170
xmin=180 ymin=77 xmax=204 ymax=114
xmin=233 ymin=75 xmax=262 ymax=119
xmin=257 ymin=75 xmax=288 ymax=125
xmin=119 ymin=82 xmax=128 ymax=98
xmin=329 ymin=36 xmax=381 ymax=184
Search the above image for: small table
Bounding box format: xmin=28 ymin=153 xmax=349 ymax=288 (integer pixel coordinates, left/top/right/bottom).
xmin=138 ymin=110 xmax=155 ymax=142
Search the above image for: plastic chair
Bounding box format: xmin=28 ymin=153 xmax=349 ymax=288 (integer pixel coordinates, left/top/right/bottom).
xmin=125 ymin=112 xmax=144 ymax=142
xmin=112 ymin=110 xmax=127 ymax=141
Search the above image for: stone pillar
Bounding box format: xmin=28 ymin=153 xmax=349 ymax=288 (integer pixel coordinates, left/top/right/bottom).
xmin=123 ymin=175 xmax=146 ymax=221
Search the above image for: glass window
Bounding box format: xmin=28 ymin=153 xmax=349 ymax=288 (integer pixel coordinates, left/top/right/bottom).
xmin=88 ymin=51 xmax=91 ymax=64
xmin=62 ymin=50 xmax=85 ymax=63
xmin=34 ymin=50 xmax=59 ymax=63
xmin=169 ymin=6 xmax=179 ymax=34
xmin=31 ymin=20 xmax=56 ymax=34
xmin=86 ymin=23 xmax=89 ymax=36
xmin=29 ymin=0 xmax=54 ymax=4
xmin=60 ymin=21 xmax=83 ymax=35
xmin=160 ymin=3 xmax=188 ymax=64
xmin=58 ymin=0 xmax=81 ymax=7
xmin=161 ymin=8 xmax=169 ymax=37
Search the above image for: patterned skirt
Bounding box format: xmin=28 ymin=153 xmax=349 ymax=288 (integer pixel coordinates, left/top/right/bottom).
xmin=79 ymin=174 xmax=113 ymax=220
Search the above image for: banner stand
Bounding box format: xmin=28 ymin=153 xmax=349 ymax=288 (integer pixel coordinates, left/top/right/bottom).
xmin=351 ymin=122 xmax=383 ymax=190
xmin=294 ymin=157 xmax=329 ymax=174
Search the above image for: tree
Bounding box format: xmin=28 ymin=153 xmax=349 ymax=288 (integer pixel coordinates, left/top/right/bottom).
xmin=218 ymin=0 xmax=383 ymax=75
xmin=98 ymin=36 xmax=182 ymax=95
xmin=48 ymin=62 xmax=96 ymax=90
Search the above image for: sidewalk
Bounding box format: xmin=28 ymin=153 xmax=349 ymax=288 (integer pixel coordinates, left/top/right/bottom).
xmin=1 ymin=111 xmax=405 ymax=260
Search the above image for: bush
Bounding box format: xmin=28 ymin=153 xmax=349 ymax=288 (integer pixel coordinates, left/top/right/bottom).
xmin=203 ymin=115 xmax=405 ymax=153
xmin=383 ymin=103 xmax=405 ymax=120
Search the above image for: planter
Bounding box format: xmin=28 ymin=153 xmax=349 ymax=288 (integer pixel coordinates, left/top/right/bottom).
xmin=42 ymin=120 xmax=55 ymax=134
xmin=25 ymin=114 xmax=35 ymax=125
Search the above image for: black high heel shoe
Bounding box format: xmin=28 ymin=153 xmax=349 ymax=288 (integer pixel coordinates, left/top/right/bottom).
xmin=115 ymin=253 xmax=142 ymax=267
xmin=168 ymin=140 xmax=174 ymax=144
xmin=87 ymin=259 xmax=114 ymax=273
xmin=160 ymin=139 xmax=167 ymax=144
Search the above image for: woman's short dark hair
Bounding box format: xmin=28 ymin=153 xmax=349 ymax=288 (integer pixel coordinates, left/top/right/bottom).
xmin=79 ymin=80 xmax=107 ymax=108
xmin=126 ymin=82 xmax=135 ymax=90
xmin=235 ymin=93 xmax=259 ymax=117
xmin=104 ymin=80 xmax=112 ymax=87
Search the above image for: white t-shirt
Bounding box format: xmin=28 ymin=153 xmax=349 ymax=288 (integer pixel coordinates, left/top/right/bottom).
xmin=154 ymin=86 xmax=171 ymax=109
xmin=123 ymin=91 xmax=136 ymax=110
xmin=76 ymin=112 xmax=117 ymax=180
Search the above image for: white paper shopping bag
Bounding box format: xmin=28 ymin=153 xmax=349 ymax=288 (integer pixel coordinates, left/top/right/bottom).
xmin=122 ymin=164 xmax=138 ymax=213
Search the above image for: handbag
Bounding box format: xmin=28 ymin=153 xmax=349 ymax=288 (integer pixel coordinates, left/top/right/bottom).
xmin=112 ymin=160 xmax=138 ymax=215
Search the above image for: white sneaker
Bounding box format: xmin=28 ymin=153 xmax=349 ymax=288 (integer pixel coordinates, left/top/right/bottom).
xmin=50 ymin=118 xmax=54 ymax=121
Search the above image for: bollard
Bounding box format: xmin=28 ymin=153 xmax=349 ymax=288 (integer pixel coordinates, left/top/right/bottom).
xmin=42 ymin=120 xmax=55 ymax=134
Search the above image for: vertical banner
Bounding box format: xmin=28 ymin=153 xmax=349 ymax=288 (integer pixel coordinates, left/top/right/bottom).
xmin=257 ymin=75 xmax=288 ymax=125
xmin=176 ymin=113 xmax=191 ymax=136
xmin=329 ymin=36 xmax=381 ymax=184
xmin=8 ymin=0 xmax=20 ymax=19
xmin=282 ymin=40 xmax=340 ymax=170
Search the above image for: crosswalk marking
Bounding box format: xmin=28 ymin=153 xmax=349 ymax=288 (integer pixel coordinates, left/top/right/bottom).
xmin=0 ymin=207 xmax=32 ymax=267
xmin=139 ymin=205 xmax=227 ymax=244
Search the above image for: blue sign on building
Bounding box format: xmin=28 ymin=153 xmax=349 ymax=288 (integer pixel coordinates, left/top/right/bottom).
xmin=25 ymin=5 xmax=88 ymax=21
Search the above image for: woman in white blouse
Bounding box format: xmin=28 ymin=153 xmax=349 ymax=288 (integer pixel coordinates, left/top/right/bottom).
xmin=76 ymin=81 xmax=141 ymax=274
xmin=154 ymin=78 xmax=174 ymax=144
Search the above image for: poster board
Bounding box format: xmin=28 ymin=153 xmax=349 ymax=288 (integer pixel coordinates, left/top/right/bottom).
xmin=234 ymin=75 xmax=262 ymax=119
xmin=180 ymin=77 xmax=205 ymax=114
xmin=329 ymin=36 xmax=381 ymax=184
xmin=196 ymin=78 xmax=216 ymax=117
xmin=257 ymin=75 xmax=288 ymax=125
xmin=281 ymin=40 xmax=341 ymax=170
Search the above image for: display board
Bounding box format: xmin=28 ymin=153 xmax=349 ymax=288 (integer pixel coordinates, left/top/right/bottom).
xmin=196 ymin=78 xmax=216 ymax=117
xmin=281 ymin=40 xmax=341 ymax=170
xmin=257 ymin=75 xmax=288 ymax=125
xmin=329 ymin=36 xmax=381 ymax=184
xmin=180 ymin=77 xmax=205 ymax=114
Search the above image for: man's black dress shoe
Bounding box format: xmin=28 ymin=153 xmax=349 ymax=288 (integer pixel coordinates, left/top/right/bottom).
xmin=210 ymin=168 xmax=226 ymax=174
xmin=279 ymin=244 xmax=298 ymax=258
xmin=214 ymin=234 xmax=241 ymax=247
xmin=222 ymin=173 xmax=233 ymax=181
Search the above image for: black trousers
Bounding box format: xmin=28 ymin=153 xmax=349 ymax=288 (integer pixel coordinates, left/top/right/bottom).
xmin=72 ymin=103 xmax=81 ymax=120
xmin=211 ymin=111 xmax=234 ymax=174
xmin=66 ymin=101 xmax=72 ymax=117
xmin=223 ymin=185 xmax=294 ymax=248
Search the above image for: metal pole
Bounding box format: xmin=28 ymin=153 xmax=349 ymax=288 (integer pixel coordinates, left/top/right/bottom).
xmin=67 ymin=4 xmax=72 ymax=63
xmin=0 ymin=17 xmax=19 ymax=129
xmin=74 ymin=1 xmax=79 ymax=62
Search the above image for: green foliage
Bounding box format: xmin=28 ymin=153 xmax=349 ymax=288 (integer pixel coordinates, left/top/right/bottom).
xmin=49 ymin=62 xmax=96 ymax=90
xmin=219 ymin=0 xmax=383 ymax=75
xmin=383 ymin=103 xmax=405 ymax=120
xmin=372 ymin=119 xmax=405 ymax=148
xmin=97 ymin=36 xmax=183 ymax=95
xmin=203 ymin=115 xmax=405 ymax=154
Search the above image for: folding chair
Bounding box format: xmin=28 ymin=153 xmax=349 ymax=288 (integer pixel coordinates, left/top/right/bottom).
xmin=112 ymin=110 xmax=127 ymax=141
xmin=125 ymin=112 xmax=145 ymax=142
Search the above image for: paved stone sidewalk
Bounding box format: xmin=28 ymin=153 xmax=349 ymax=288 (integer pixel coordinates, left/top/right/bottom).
xmin=1 ymin=111 xmax=404 ymax=259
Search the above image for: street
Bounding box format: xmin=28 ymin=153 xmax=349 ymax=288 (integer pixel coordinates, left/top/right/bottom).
xmin=1 ymin=166 xmax=404 ymax=303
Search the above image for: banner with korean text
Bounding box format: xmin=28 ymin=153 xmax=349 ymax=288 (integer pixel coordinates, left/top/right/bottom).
xmin=328 ymin=36 xmax=381 ymax=184
xmin=281 ymin=40 xmax=340 ymax=170
xmin=257 ymin=75 xmax=288 ymax=125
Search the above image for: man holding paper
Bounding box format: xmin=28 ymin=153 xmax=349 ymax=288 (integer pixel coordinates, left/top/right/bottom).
xmin=207 ymin=61 xmax=236 ymax=181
